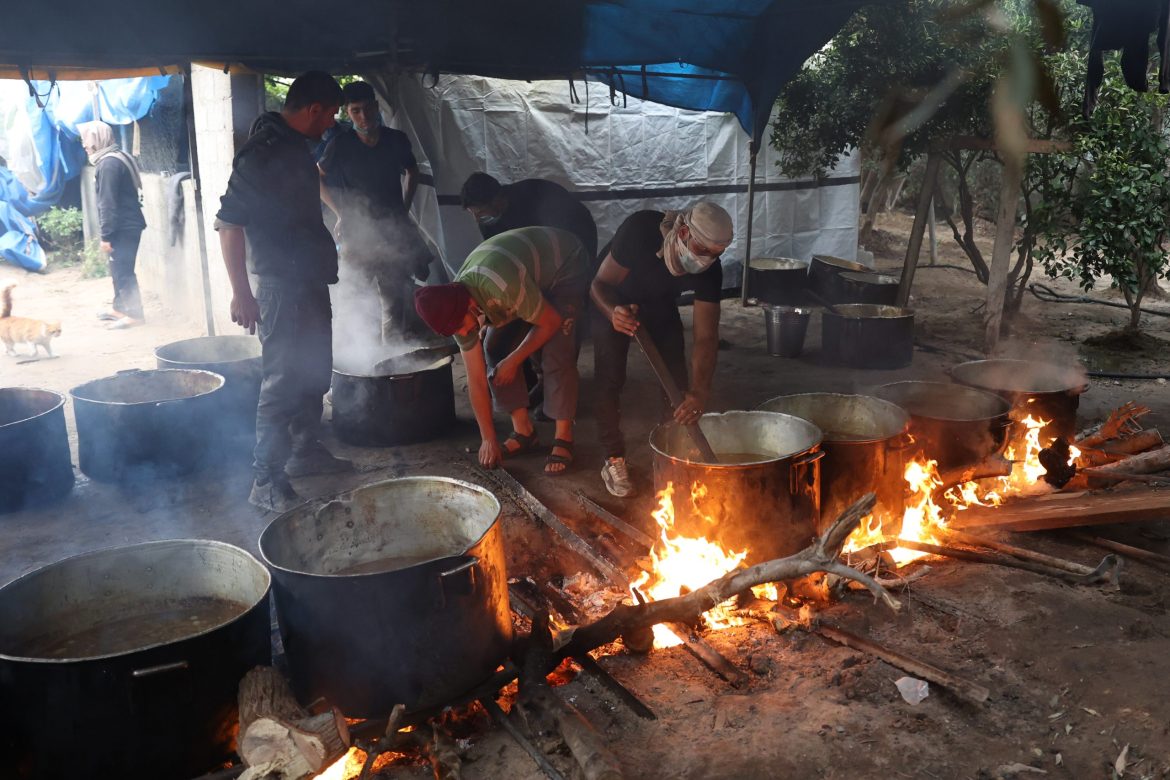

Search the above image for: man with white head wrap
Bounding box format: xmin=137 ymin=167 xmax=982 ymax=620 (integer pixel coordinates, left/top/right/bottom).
xmin=77 ymin=120 xmax=146 ymax=329
xmin=590 ymin=201 xmax=734 ymax=497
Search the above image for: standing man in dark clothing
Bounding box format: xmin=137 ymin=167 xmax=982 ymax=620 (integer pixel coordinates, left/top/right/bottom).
xmin=590 ymin=202 xmax=733 ymax=498
xmin=319 ymin=81 xmax=431 ymax=343
xmin=216 ymin=71 xmax=352 ymax=513
xmin=78 ymin=120 xmax=146 ymax=329
xmin=461 ymin=173 xmax=597 ymax=262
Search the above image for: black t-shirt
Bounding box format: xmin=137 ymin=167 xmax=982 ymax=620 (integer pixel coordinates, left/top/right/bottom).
xmin=320 ymin=127 xmax=417 ymax=218
xmin=604 ymin=210 xmax=722 ymax=306
xmin=480 ymin=179 xmax=598 ymax=260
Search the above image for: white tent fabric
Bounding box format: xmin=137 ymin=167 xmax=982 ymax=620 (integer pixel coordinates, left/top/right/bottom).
xmin=373 ymin=74 xmax=861 ymax=284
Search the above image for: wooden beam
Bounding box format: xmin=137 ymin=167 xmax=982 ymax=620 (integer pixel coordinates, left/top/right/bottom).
xmin=896 ymin=151 xmax=941 ymax=307
xmin=983 ymin=158 xmax=1023 ymax=353
xmin=949 ymin=488 xmax=1170 ymax=532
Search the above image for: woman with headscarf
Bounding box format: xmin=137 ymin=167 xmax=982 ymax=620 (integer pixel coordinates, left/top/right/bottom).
xmin=78 ymin=120 xmax=146 ymax=329
xmin=589 ymin=201 xmax=734 ymax=498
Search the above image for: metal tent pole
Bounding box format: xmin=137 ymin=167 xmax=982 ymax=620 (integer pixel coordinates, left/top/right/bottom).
xmin=739 ymin=139 xmax=759 ymax=304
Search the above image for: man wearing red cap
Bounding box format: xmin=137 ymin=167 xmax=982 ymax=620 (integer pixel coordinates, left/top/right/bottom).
xmin=415 ymin=226 xmax=590 ymax=475
xmin=590 ymin=201 xmax=734 ymax=497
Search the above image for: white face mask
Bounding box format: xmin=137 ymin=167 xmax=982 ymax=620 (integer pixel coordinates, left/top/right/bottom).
xmin=676 ymin=238 xmax=714 ymax=275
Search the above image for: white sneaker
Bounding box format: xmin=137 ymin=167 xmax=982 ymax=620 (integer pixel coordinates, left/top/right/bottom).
xmin=601 ymin=457 xmax=635 ymax=498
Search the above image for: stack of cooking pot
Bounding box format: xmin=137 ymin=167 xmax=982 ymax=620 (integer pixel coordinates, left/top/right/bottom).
xmin=0 ymin=387 xmax=74 ymax=513
xmin=70 ymin=368 xmax=226 ymax=482
xmin=746 ymin=257 xmax=809 ymax=305
xmin=650 ymin=411 xmax=824 ymax=563
xmin=807 ymin=255 xmax=915 ymax=370
xmin=950 ymin=359 xmax=1088 ymax=443
xmin=0 ymin=540 xmax=272 ymax=779
xmin=757 ymin=393 xmax=910 ymax=533
xmin=332 ymin=347 xmax=456 ymax=447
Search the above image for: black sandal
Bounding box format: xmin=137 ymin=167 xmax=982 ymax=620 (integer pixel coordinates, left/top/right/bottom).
xmin=502 ymin=430 xmax=539 ymax=458
xmin=544 ymin=438 xmax=574 ymax=476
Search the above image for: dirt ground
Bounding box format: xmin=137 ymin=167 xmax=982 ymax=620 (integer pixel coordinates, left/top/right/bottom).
xmin=1 ymin=210 xmax=1168 ymax=780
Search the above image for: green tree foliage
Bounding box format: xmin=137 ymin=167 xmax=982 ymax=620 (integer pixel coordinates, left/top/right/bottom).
xmin=1029 ymin=62 xmax=1170 ymax=332
xmin=769 ymin=0 xmax=1088 ymax=316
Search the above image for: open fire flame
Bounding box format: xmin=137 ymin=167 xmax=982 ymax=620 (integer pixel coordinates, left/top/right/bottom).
xmin=633 ymin=416 xmax=1083 ymax=645
xmin=315 ymin=744 xmax=404 ymax=779
xmin=631 ymin=483 xmax=777 ymax=648
xmin=846 ymin=415 xmax=1080 ymax=565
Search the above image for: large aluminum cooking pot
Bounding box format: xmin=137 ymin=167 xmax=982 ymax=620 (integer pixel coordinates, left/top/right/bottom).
xmin=0 ymin=540 xmax=272 ymax=780
xmin=757 ymin=394 xmax=909 ymax=533
xmin=0 ymin=387 xmax=73 ymax=513
xmin=331 ymin=352 xmax=456 ymax=446
xmin=650 ymin=411 xmax=823 ymax=564
xmin=155 ymin=335 xmax=262 ymax=438
xmin=809 ymin=254 xmax=870 ymax=304
xmin=70 ymin=368 xmax=225 ymax=482
xmin=875 ymin=381 xmax=1012 ymax=471
xmin=950 ymin=359 xmax=1088 ymax=443
xmin=746 ymin=257 xmax=808 ymax=305
xmin=259 ymin=477 xmax=511 ymax=717
xmin=821 ymin=304 xmax=915 ymax=370
xmin=838 ymin=271 xmax=901 ymax=306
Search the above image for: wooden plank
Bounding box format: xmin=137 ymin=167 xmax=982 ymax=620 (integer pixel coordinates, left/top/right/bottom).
xmin=949 ymin=488 xmax=1170 ymax=532
xmin=575 ymin=491 xmax=656 ymax=550
xmin=896 ymin=151 xmax=941 ymax=307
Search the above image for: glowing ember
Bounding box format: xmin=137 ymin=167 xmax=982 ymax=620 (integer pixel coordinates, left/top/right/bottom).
xmin=632 ymin=482 xmax=752 ymax=648
xmin=315 ymin=746 xmax=404 ymax=779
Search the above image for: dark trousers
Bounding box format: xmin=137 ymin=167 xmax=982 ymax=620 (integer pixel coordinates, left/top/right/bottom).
xmin=253 ymin=282 xmax=333 ymax=480
xmin=482 ymin=289 xmax=585 ymax=421
xmin=108 ymin=229 xmax=144 ymax=320
xmin=592 ymin=303 xmax=687 ymax=459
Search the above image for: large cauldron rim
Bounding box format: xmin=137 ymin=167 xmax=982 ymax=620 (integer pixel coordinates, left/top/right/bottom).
xmin=876 ymin=380 xmax=1011 ymax=423
xmin=812 ymin=254 xmax=870 ymax=273
xmin=0 ymin=387 xmax=65 ymax=428
xmin=750 ymin=257 xmax=808 ymax=272
xmin=332 ymin=354 xmax=454 ymax=379
xmin=756 ymin=392 xmax=910 ymax=444
xmin=154 ymin=335 xmax=261 ymax=366
xmin=0 ymin=539 xmax=270 ymax=664
xmin=827 ymin=303 xmax=915 ymax=319
xmin=951 ymin=358 xmax=1089 ymax=395
xmin=649 ymin=410 xmax=823 ymax=467
xmin=259 ymin=475 xmax=500 ymax=579
xmin=70 ymin=368 xmax=225 ymax=406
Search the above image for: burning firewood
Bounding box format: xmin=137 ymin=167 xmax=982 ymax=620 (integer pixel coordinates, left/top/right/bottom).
xmin=1075 ymin=402 xmax=1151 ymax=448
xmin=236 ymin=667 xmax=351 ymax=780
xmin=548 ymin=493 xmax=897 ymax=662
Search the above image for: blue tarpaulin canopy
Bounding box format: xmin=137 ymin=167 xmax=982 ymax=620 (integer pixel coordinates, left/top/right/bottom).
xmin=0 ymin=0 xmax=871 ymax=143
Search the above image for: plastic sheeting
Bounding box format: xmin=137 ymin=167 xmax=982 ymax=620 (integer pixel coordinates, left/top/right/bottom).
xmin=375 ymin=74 xmax=860 ymax=287
xmin=0 ymin=75 xmax=168 ymax=270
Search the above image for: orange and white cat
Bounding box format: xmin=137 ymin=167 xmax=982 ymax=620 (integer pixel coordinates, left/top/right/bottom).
xmin=0 ymin=285 xmax=61 ymax=357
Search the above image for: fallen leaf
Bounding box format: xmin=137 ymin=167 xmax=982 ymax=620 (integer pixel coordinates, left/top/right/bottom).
xmin=996 ymin=763 xmax=1047 ymax=776
xmin=1115 ymin=743 xmax=1129 ymax=776
xmin=1065 ymin=723 xmax=1073 ymax=735
xmin=1055 ymin=753 xmax=1063 ymax=766
xmin=1048 ymin=711 xmax=1065 ymax=720
xmin=1082 ymin=707 xmax=1100 ymax=717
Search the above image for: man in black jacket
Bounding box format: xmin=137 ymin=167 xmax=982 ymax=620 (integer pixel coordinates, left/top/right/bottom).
xmin=215 ymin=71 xmax=352 ymax=512
xmin=78 ymin=120 xmax=146 ymax=329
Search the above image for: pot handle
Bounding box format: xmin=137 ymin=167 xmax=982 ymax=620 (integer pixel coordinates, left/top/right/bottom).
xmin=132 ymin=660 xmax=189 ymax=678
xmin=891 ymin=432 xmax=916 ymax=451
xmin=789 ymin=449 xmax=825 ymax=494
xmin=437 ymin=555 xmax=480 ymax=607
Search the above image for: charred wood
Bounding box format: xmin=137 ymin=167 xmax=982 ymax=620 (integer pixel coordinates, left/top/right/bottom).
xmin=941 ymin=529 xmax=1103 ymax=577
xmin=937 ymin=455 xmax=1013 ymax=494
xmin=1076 ymin=403 xmax=1151 ymax=447
xmin=554 ymin=494 xmax=898 ymax=661
xmin=896 ymin=539 xmax=1119 ymax=585
xmin=1067 ymin=532 xmax=1170 ymax=572
xmin=481 ymin=697 xmax=567 ymax=780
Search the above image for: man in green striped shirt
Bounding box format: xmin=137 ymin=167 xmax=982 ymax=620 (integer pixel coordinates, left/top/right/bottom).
xmin=414 ymin=227 xmax=590 ymax=475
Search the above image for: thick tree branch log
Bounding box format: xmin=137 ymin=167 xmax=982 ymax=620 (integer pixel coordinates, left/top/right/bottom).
xmin=897 ymin=539 xmax=1119 ymax=585
xmin=937 ymin=455 xmax=1014 ymax=494
xmin=555 ymin=494 xmax=897 ymax=660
